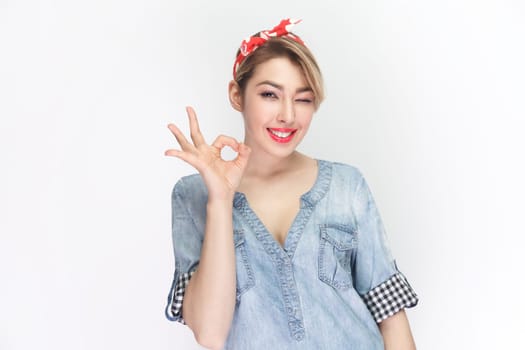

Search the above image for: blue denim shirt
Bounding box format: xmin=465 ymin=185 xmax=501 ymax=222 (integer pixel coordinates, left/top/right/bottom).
xmin=165 ymin=160 xmax=418 ymax=349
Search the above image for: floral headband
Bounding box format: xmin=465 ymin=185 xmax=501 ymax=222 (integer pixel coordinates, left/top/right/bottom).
xmin=233 ymin=18 xmax=305 ymax=79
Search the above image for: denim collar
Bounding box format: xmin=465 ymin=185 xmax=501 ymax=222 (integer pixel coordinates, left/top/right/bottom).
xmin=233 ymin=159 xmax=332 ymax=209
xmin=232 ymin=159 xmax=332 ymax=258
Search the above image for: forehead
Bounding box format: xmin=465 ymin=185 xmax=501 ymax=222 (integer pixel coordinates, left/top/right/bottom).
xmin=249 ymin=57 xmax=309 ymax=88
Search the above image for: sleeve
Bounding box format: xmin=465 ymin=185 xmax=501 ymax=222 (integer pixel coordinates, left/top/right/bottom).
xmin=164 ymin=178 xmax=202 ymax=325
xmin=352 ymin=171 xmax=418 ymax=323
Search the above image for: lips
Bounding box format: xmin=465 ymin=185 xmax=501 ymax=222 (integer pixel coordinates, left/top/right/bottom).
xmin=267 ymin=128 xmax=297 ymax=143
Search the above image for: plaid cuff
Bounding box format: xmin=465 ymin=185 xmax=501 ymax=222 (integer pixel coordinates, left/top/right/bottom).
xmin=362 ymin=272 xmax=419 ymax=323
xmin=169 ymin=269 xmax=196 ymax=324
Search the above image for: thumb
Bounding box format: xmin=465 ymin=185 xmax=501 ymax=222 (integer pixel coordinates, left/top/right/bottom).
xmin=238 ymin=143 xmax=251 ymax=158
xmin=234 ymin=143 xmax=251 ymax=167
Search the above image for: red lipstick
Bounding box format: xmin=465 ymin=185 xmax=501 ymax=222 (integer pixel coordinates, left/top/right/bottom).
xmin=267 ymin=128 xmax=297 ymax=143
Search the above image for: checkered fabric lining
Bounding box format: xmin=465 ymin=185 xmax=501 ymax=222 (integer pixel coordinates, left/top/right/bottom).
xmin=362 ymin=272 xmax=419 ymax=323
xmin=170 ymin=269 xmax=195 ymax=324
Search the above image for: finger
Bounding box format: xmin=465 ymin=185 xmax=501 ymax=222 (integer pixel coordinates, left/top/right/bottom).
xmin=164 ymin=149 xmax=182 ymax=157
xmin=238 ymin=143 xmax=251 ymax=157
xmin=233 ymin=143 xmax=252 ymax=168
xmin=165 ymin=149 xmax=206 ymax=172
xmin=186 ymin=106 xmax=206 ymax=147
xmin=167 ymin=123 xmax=194 ymax=151
xmin=211 ymin=135 xmax=240 ymax=152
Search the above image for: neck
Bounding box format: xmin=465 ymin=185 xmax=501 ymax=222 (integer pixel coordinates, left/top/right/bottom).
xmin=242 ymin=150 xmax=305 ymax=180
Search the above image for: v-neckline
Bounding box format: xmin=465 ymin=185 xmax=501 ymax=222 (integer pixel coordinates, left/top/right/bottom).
xmin=233 ymin=159 xmax=332 ymax=257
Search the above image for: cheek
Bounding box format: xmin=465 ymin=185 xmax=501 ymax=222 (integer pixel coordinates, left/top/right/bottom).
xmin=242 ymin=111 xmax=265 ymax=133
xmin=244 ymin=101 xmax=277 ymax=125
xmin=298 ymin=110 xmax=315 ymax=127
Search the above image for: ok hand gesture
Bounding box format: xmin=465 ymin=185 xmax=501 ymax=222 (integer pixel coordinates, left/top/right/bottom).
xmin=165 ymin=107 xmax=251 ymax=201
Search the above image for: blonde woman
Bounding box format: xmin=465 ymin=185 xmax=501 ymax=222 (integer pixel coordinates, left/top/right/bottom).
xmin=165 ymin=19 xmax=418 ymax=350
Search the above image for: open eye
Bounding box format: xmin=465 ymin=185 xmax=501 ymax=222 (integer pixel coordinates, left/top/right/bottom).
xmin=260 ymin=91 xmax=277 ymax=99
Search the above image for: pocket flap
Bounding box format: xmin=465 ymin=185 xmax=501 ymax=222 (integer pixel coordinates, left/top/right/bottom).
xmin=234 ymin=229 xmax=245 ymax=247
xmin=320 ymin=225 xmax=357 ymax=250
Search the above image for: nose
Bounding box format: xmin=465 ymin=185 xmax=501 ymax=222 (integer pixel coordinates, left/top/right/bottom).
xmin=277 ymin=99 xmax=295 ymax=124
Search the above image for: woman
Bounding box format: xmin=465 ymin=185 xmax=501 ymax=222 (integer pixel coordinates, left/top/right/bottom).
xmin=164 ymin=19 xmax=418 ymax=350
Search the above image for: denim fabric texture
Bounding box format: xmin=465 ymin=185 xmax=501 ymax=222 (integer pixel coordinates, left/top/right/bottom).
xmin=165 ymin=160 xmax=417 ymax=349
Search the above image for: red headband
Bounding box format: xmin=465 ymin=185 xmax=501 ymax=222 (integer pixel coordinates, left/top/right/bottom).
xmin=233 ymin=18 xmax=305 ymax=79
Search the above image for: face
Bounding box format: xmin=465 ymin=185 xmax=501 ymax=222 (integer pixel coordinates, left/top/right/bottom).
xmin=231 ymin=57 xmax=316 ymax=159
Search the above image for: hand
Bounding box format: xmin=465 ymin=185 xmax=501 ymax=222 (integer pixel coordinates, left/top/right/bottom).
xmin=165 ymin=106 xmax=251 ymax=201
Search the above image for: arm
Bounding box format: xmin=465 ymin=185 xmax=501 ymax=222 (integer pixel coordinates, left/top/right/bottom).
xmin=350 ymin=170 xmax=418 ymax=349
xmin=379 ymin=309 xmax=416 ymax=350
xmin=165 ymin=107 xmax=251 ymax=349
xmin=182 ymin=199 xmax=236 ymax=349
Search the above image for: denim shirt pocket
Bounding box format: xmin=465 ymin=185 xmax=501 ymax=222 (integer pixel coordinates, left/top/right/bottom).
xmin=234 ymin=229 xmax=256 ymax=300
xmin=318 ymin=224 xmax=358 ymax=290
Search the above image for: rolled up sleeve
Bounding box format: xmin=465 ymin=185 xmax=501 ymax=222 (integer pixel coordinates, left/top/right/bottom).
xmin=165 ymin=178 xmax=202 ymax=324
xmin=352 ymin=171 xmax=418 ymax=323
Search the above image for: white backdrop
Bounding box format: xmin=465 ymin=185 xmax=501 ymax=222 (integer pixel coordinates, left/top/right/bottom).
xmin=1 ymin=0 xmax=524 ymax=349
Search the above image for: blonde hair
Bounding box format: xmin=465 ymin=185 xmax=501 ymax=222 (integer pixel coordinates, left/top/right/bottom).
xmin=234 ymin=36 xmax=324 ymax=110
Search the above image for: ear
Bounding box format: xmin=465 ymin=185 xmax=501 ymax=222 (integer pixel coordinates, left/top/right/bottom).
xmin=228 ymin=80 xmax=243 ymax=112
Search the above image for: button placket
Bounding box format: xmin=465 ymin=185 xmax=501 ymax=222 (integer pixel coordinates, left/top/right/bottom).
xmin=232 ymin=160 xmax=333 ymax=343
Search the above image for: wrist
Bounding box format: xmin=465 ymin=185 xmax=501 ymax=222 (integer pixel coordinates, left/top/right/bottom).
xmin=207 ymin=195 xmax=235 ymax=208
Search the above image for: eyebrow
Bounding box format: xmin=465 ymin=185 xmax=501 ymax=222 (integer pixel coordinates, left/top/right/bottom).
xmin=256 ymin=80 xmax=313 ymax=93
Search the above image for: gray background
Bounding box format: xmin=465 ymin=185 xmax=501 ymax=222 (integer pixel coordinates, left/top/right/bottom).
xmin=1 ymin=0 xmax=524 ymax=349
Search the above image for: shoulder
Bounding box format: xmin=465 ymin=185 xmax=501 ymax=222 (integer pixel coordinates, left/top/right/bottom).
xmin=319 ymin=159 xmax=365 ymax=188
xmin=170 ymin=173 xmax=209 ymax=222
xmin=171 ymin=173 xmax=208 ymax=199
